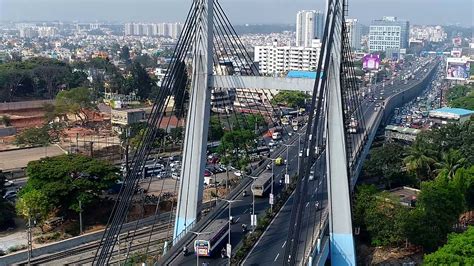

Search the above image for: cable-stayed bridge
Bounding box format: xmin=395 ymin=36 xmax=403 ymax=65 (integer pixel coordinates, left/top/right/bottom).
xmin=86 ymin=0 xmax=439 ymax=265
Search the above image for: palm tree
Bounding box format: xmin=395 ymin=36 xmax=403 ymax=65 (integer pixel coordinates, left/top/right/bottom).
xmin=404 ymin=142 xmax=436 ymax=181
xmin=434 ymin=149 xmax=467 ymax=180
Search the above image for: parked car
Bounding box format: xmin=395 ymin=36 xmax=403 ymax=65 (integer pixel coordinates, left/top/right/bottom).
xmin=3 ymin=190 xmax=17 ymax=200
xmin=3 ymin=179 xmax=14 ymax=187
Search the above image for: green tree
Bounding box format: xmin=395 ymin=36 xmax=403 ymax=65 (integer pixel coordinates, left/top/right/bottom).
xmin=365 ymin=194 xmax=409 ymax=247
xmin=434 ymin=149 xmax=467 ymax=180
xmin=451 ymin=166 xmax=474 ymax=210
xmin=363 ymin=143 xmax=411 ymax=188
xmin=405 ymin=178 xmax=466 ymax=251
xmin=450 ymin=94 xmax=474 ymax=110
xmin=423 ymin=226 xmax=474 ymax=265
xmin=1 ymin=115 xmax=12 ymax=126
xmin=20 ymin=154 xmax=119 ymax=216
xmin=0 ymin=171 xmax=16 ymax=230
xmin=353 ymin=185 xmax=408 ymax=247
xmin=404 ymin=141 xmax=436 ymax=181
xmin=120 ymin=46 xmax=131 ymax=63
xmin=125 ymin=62 xmax=156 ymax=99
xmin=14 ymin=127 xmax=51 ymax=147
xmin=271 ymin=91 xmax=310 ymax=108
xmin=16 ymin=189 xmax=51 ymax=230
xmin=209 ymin=116 xmax=224 ymax=142
xmin=218 ymin=129 xmax=256 ymax=170
xmin=55 ymin=87 xmax=96 ymax=125
xmin=353 ymin=185 xmax=378 ymax=233
xmin=446 ymin=84 xmax=472 ymax=103
xmin=171 ymin=60 xmax=189 ymax=118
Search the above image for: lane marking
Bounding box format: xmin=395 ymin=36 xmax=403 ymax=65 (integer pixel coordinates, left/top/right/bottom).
xmin=305 ymin=202 xmax=309 ymax=208
xmin=274 ymin=253 xmax=280 ymax=262
xmin=282 ymin=241 xmax=287 ymax=248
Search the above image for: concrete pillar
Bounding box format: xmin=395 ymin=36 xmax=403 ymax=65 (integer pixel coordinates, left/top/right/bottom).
xmin=174 ymin=0 xmax=214 ymax=239
xmin=325 ymin=1 xmax=356 ymax=264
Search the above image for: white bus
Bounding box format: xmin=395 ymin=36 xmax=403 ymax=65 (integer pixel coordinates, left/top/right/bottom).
xmin=251 ymin=171 xmax=273 ymax=197
xmin=194 ymin=219 xmax=229 ymax=257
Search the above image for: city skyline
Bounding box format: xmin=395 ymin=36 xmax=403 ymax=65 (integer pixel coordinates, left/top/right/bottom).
xmin=0 ymin=0 xmax=473 ymax=27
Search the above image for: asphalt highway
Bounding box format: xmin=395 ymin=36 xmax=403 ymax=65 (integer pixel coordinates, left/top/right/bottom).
xmin=242 ymin=58 xmax=439 ymax=265
xmin=165 ymin=58 xmax=438 ymax=265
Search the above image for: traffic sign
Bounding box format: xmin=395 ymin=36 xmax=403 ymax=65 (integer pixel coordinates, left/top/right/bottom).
xmin=269 ymin=193 xmax=274 ymax=205
xmin=285 ymin=174 xmax=290 ymax=184
xmin=226 ymin=243 xmax=232 ymax=257
xmin=251 ymin=214 xmax=257 ymax=226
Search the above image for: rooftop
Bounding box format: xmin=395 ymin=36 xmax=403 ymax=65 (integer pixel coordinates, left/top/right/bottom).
xmin=386 ymin=186 xmax=420 ymax=207
xmin=287 ymin=71 xmax=323 ymax=79
xmin=385 ymin=125 xmax=421 ymax=134
xmin=430 ymin=107 xmax=474 ymax=117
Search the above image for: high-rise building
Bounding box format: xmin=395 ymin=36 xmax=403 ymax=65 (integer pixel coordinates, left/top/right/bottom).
xmin=254 ymin=39 xmax=322 ymax=75
xmin=19 ymin=27 xmax=38 ymax=38
xmin=296 ymin=10 xmax=324 ymax=47
xmin=169 ymin=23 xmax=183 ymax=40
xmin=368 ymin=16 xmax=409 ymax=55
xmin=345 ymin=18 xmax=362 ymax=50
xmin=125 ymin=23 xmax=134 ymax=36
xmin=143 ymin=24 xmax=153 ymax=36
xmin=133 ymin=23 xmax=143 ymax=36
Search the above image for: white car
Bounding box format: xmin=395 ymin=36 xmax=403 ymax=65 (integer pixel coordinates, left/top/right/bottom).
xmin=3 ymin=190 xmax=17 ymax=200
xmin=309 ymin=170 xmax=315 ymax=181
xmin=4 ymin=179 xmax=14 ymax=187
xmin=172 ymin=172 xmax=180 ymax=180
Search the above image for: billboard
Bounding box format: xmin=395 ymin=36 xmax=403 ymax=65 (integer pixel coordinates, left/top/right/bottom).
xmin=452 ymin=37 xmax=462 ymax=47
xmin=446 ymin=57 xmax=470 ymax=80
xmin=362 ymin=54 xmax=381 ymax=70
xmin=451 ymin=48 xmax=462 ymax=58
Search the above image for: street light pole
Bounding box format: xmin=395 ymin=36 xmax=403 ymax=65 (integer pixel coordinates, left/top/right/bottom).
xmin=268 ymin=158 xmax=277 ymax=213
xmin=297 ymin=133 xmax=304 ymax=177
xmin=189 ymin=231 xmax=210 ymax=266
xmin=247 ymin=175 xmax=259 ymax=231
xmin=283 ymin=144 xmax=294 ymax=190
xmin=216 ymin=198 xmax=241 ymax=265
xmin=79 ymin=199 xmax=83 ymax=235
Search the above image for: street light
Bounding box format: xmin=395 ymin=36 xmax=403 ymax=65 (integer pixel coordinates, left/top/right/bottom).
xmin=267 ymin=158 xmax=277 ymax=213
xmin=189 ymin=231 xmax=210 ymax=266
xmin=282 ymin=143 xmax=294 ymax=189
xmin=216 ymin=198 xmax=242 ymax=264
xmin=247 ymin=175 xmax=259 ymax=231
xmin=296 ymin=133 xmax=304 ymax=177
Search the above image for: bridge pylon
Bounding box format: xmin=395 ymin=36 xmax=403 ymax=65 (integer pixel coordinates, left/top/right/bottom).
xmin=174 ymin=0 xmax=214 ymax=240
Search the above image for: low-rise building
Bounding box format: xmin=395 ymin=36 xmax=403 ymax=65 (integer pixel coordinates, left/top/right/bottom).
xmin=385 ymin=125 xmax=421 ymax=142
xmin=429 ymin=107 xmax=474 ymax=124
xmin=386 ymin=186 xmax=420 ymax=207
xmin=111 ymin=107 xmax=151 ymax=133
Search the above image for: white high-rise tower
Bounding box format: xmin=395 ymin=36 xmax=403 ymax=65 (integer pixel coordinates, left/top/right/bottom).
xmin=296 ymin=10 xmax=325 ymax=47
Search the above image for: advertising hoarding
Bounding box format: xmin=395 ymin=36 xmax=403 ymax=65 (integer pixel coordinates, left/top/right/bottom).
xmin=362 ymin=54 xmax=381 ymax=70
xmin=446 ymin=57 xmax=470 ymax=80
xmin=452 ymin=37 xmax=462 ymax=47
xmin=451 ymin=48 xmax=462 ymax=58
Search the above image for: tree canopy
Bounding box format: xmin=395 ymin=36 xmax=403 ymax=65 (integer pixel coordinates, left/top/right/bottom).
xmin=18 ymin=154 xmax=119 ymax=218
xmin=0 ymin=57 xmax=88 ymax=100
xmin=447 ymin=84 xmax=474 ymax=110
xmin=55 ymin=87 xmax=96 ymax=125
xmin=0 ymin=171 xmax=16 ymax=230
xmin=423 ymin=226 xmax=474 ymax=264
xmin=271 ymin=91 xmax=310 ymax=108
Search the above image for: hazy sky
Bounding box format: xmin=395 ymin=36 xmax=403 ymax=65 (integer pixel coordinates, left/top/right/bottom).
xmin=0 ymin=0 xmax=472 ymax=26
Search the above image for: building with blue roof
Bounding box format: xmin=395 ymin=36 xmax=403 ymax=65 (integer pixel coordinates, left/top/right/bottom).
xmin=429 ymin=107 xmax=474 ymax=124
xmin=287 ymin=70 xmax=323 ymax=79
